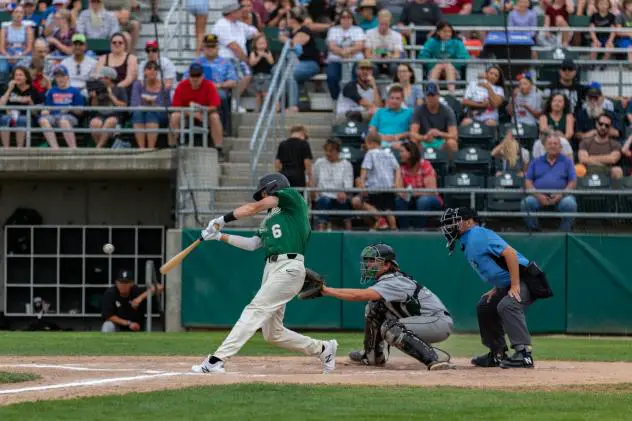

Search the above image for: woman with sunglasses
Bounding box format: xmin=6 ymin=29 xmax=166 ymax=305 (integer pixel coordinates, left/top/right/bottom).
xmin=137 ymin=40 xmax=176 ymax=91
xmin=97 ymin=32 xmax=138 ymax=91
xmin=325 ymin=8 xmax=365 ymax=100
xmin=131 ymin=61 xmax=171 ymax=149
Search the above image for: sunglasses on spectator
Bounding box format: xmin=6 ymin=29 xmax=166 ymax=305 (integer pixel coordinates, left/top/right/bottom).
xmin=72 ymin=41 xmax=85 ymax=45
xmin=111 ymin=40 xmax=124 ymax=45
xmin=189 ymin=72 xmax=203 ymax=78
xmin=597 ymin=121 xmax=610 ymax=127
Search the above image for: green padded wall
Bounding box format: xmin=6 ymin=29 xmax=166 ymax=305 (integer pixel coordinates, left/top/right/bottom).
xmin=566 ymin=235 xmax=632 ymax=334
xmin=181 ymin=230 xmax=342 ymax=328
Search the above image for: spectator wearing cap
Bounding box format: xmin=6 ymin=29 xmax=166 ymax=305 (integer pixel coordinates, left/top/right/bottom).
xmin=137 ymin=40 xmax=176 ymax=91
xmin=543 ymin=59 xmax=587 ymax=115
xmin=38 ymin=65 xmax=84 ymax=148
xmin=575 ymin=82 xmax=620 ymax=143
xmin=508 ymin=73 xmax=543 ymax=126
xmin=397 ymin=0 xmax=443 ymax=47
xmin=61 ymin=33 xmax=98 ymax=92
xmin=170 ymin=63 xmax=223 ymax=152
xmin=577 ymin=113 xmax=623 ymax=180
xmin=312 ymin=137 xmax=354 ymax=231
xmin=395 ymin=141 xmax=443 ymax=229
xmin=279 ymin=6 xmax=321 ymax=113
xmin=409 ymin=82 xmax=458 ymax=153
xmin=335 ymin=60 xmax=382 ymax=123
xmin=46 ymin=8 xmax=75 ymax=57
xmin=369 ymin=84 xmax=413 ymax=149
xmin=357 ymin=0 xmax=378 ymax=31
xmin=131 ymin=60 xmax=171 ymax=149
xmin=101 ymin=269 xmax=164 ymax=333
xmin=212 ymin=1 xmax=258 ymax=112
xmin=77 ymin=0 xmax=120 ymax=40
xmin=192 ymin=34 xmax=238 ymax=103
xmin=364 ymin=9 xmax=404 ymax=78
xmin=419 ymin=21 xmax=469 ymax=94
xmin=522 ymin=131 xmax=577 ymax=232
xmin=96 ymin=32 xmax=138 ymax=90
xmin=186 ymin=0 xmax=211 ymax=56
xmin=88 ymin=66 xmax=128 ymax=148
xmin=0 ymin=5 xmax=34 ymax=81
xmin=325 ymin=7 xmax=365 ymax=101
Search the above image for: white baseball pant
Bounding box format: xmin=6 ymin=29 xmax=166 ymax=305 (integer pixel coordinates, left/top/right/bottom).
xmin=214 ymin=255 xmax=324 ymax=360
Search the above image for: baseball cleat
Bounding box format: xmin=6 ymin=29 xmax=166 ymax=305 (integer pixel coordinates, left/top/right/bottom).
xmin=319 ymin=339 xmax=338 ymax=374
xmin=191 ymin=355 xmax=226 ymax=373
xmin=471 ymin=350 xmax=508 ymax=368
xmin=500 ymin=350 xmax=535 ymax=369
xmin=428 ymin=361 xmax=456 ymax=371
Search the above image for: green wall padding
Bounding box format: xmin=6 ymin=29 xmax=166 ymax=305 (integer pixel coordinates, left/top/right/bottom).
xmin=181 ymin=230 xmax=342 ymax=328
xmin=566 ymin=235 xmax=632 ymax=334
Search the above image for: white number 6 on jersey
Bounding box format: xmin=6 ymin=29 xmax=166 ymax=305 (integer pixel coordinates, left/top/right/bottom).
xmin=272 ymin=224 xmax=282 ymax=238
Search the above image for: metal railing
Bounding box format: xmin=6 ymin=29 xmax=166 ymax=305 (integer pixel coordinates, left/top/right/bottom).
xmin=249 ymin=40 xmax=296 ymax=184
xmin=178 ymin=186 xmax=632 ymax=221
xmin=161 ymin=0 xmax=188 ymax=59
xmin=0 ymin=105 xmax=211 ymax=147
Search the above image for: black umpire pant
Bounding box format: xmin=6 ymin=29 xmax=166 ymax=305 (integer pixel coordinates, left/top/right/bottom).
xmin=476 ymin=279 xmax=533 ymax=353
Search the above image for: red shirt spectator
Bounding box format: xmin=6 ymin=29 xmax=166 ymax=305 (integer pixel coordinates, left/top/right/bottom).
xmin=172 ymin=78 xmax=221 ymax=109
xmin=401 ymin=159 xmax=444 ymax=206
xmin=435 ymin=0 xmax=473 ymax=14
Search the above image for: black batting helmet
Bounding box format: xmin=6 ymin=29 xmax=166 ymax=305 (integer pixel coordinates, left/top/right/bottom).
xmin=253 ymin=172 xmax=290 ymax=201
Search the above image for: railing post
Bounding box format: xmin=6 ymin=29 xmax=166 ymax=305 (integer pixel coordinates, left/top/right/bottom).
xmin=470 ymin=191 xmax=476 ymax=210
xmin=26 ymin=108 xmax=31 ymax=147
xmin=202 ymin=107 xmax=208 ymax=148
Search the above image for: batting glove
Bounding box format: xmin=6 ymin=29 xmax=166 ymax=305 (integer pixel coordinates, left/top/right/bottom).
xmin=207 ymin=216 xmax=225 ymax=232
xmin=201 ymin=228 xmax=221 ymax=241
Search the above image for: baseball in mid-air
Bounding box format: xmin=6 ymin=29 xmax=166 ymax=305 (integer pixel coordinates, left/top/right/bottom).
xmin=103 ymin=243 xmax=115 ymax=254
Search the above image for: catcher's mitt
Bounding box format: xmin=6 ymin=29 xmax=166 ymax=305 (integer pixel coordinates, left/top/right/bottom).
xmin=298 ymin=268 xmax=326 ymax=299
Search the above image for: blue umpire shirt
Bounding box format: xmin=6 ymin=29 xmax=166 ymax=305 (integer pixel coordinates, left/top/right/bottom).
xmin=460 ymin=226 xmax=530 ymax=288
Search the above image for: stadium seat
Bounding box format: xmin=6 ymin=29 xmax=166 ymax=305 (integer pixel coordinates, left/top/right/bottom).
xmin=332 ymin=120 xmax=368 ymax=147
xmin=441 ymin=95 xmax=461 ymax=124
xmin=486 ymin=172 xmax=525 ymax=212
xmin=340 ymin=145 xmax=365 ymax=179
xmin=264 ymin=27 xmax=283 ymax=55
xmin=499 ymin=122 xmax=539 ymax=152
xmin=458 ymin=122 xmax=495 ymax=150
xmin=577 ymin=173 xmax=612 ymax=212
xmin=421 ymin=146 xmax=449 ymax=185
xmin=445 ymin=14 xmax=504 ymax=27
xmin=443 ymin=172 xmax=485 ymax=210
xmin=453 ymin=146 xmax=492 ymax=176
xmin=618 ymin=176 xmax=632 ymax=213
xmin=87 ymin=38 xmax=111 ymax=55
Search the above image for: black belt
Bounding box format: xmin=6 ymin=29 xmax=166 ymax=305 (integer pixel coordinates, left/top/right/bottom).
xmin=266 ymin=253 xmax=298 ymax=263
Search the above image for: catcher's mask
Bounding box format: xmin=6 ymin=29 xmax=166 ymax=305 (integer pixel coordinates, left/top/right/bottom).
xmin=253 ymin=172 xmax=290 ymax=201
xmin=440 ymin=207 xmax=478 ymax=254
xmin=360 ymin=243 xmax=398 ymax=284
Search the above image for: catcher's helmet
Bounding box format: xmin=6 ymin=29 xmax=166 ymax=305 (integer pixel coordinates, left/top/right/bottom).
xmin=253 ymin=172 xmax=290 ymax=201
xmin=360 ymin=243 xmax=399 ymax=284
xmin=440 ymin=207 xmax=479 ymax=254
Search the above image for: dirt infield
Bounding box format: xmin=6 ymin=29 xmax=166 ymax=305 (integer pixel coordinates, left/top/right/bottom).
xmin=1 ymin=356 xmax=632 ymax=406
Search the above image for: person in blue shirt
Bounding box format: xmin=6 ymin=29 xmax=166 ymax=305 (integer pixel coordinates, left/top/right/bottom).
xmin=368 ymin=84 xmax=413 ymax=150
xmin=440 ymin=206 xmax=553 ymax=369
xmin=191 ymin=34 xmax=238 ymax=102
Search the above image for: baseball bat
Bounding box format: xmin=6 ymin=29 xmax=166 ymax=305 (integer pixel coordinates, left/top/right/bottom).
xmin=159 ymin=237 xmax=203 ymax=275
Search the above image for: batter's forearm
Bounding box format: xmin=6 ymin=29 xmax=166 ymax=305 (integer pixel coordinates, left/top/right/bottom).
xmin=221 ymin=234 xmax=262 ymax=251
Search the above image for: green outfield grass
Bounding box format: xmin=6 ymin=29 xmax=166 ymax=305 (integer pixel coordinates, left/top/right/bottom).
xmin=0 ymin=371 xmax=39 ymax=384
xmin=0 ymin=332 xmax=631 ymax=361
xmin=1 ymin=384 xmax=632 ymax=421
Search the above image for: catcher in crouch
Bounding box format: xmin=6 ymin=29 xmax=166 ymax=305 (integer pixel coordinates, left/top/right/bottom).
xmin=316 ymin=243 xmax=455 ymax=370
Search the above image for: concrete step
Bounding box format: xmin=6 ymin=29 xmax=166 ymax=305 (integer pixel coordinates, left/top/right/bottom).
xmin=228 ymin=149 xmax=326 ymax=164
xmin=236 ymin=124 xmax=332 ymax=139
xmin=215 ymin=190 xmax=255 ymax=203
xmin=236 ymin=112 xmax=335 ymax=126
xmin=221 ymin=163 xmax=274 ymax=178
xmin=220 ymin=174 xmax=254 ymax=186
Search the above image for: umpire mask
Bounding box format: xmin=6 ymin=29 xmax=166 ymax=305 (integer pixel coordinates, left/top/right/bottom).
xmin=360 ymin=243 xmax=398 ymax=284
xmin=440 ymin=207 xmax=478 ymax=255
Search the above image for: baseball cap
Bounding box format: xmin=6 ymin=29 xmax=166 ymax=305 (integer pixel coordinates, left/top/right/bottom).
xmin=560 ymin=59 xmax=576 ymax=70
xmin=53 ymin=65 xmax=69 ymax=76
xmin=53 ymin=0 xmax=67 ymax=5
xmin=98 ymin=66 xmax=117 ymax=80
xmin=116 ymin=269 xmax=134 ymax=283
xmin=71 ymin=33 xmax=86 ymax=44
xmin=586 ymin=82 xmax=602 ymax=97
xmin=204 ymin=34 xmax=218 ymax=45
xmin=424 ymin=82 xmax=439 ymax=95
xmin=358 ymin=0 xmax=378 ymax=9
xmin=189 ymin=62 xmax=204 ymax=76
xmin=145 ymin=40 xmax=158 ymax=50
xmin=221 ymin=1 xmax=241 ymax=15
xmin=357 ymin=59 xmax=372 ymax=69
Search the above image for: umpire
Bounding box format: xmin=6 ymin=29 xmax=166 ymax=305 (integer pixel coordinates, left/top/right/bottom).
xmin=440 ymin=207 xmax=553 ymax=369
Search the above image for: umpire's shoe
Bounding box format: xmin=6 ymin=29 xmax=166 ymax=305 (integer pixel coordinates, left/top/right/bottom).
xmin=471 ymin=350 xmax=508 ymax=368
xmin=500 ymin=350 xmax=534 ymax=369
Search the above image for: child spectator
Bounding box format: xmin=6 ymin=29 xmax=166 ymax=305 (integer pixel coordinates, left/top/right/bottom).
xmin=274 ymin=124 xmax=314 ymax=187
xmin=590 ymin=0 xmax=616 ymax=62
xmin=491 ymin=131 xmax=530 ymax=175
xmin=508 ymin=73 xmax=542 ymax=126
xmin=352 ymin=132 xmax=401 ymax=230
xmin=616 ymin=0 xmax=632 ymax=64
xmin=357 ymin=0 xmax=378 ymax=31
xmin=509 ymin=0 xmax=537 ymax=40
xmin=249 ymin=33 xmax=274 ymax=112
xmin=419 ymin=21 xmax=469 ymax=93
xmin=542 ymin=0 xmax=574 ymax=47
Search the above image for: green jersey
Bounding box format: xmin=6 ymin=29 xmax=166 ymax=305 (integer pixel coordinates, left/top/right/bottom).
xmin=255 ymin=188 xmax=311 ymax=257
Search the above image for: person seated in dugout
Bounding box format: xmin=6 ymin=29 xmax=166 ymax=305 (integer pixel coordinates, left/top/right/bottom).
xmin=101 ymin=269 xmax=164 ymax=332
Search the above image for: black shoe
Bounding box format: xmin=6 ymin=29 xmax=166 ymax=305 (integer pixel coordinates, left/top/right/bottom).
xmin=500 ymin=350 xmax=534 ymax=369
xmin=150 ymin=14 xmax=162 ymax=23
xmin=348 ymin=349 xmax=386 ymax=366
xmin=471 ymin=350 xmax=507 ymax=367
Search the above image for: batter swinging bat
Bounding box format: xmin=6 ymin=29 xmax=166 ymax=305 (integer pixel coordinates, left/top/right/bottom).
xmin=159 ymin=224 xmax=220 ymax=274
